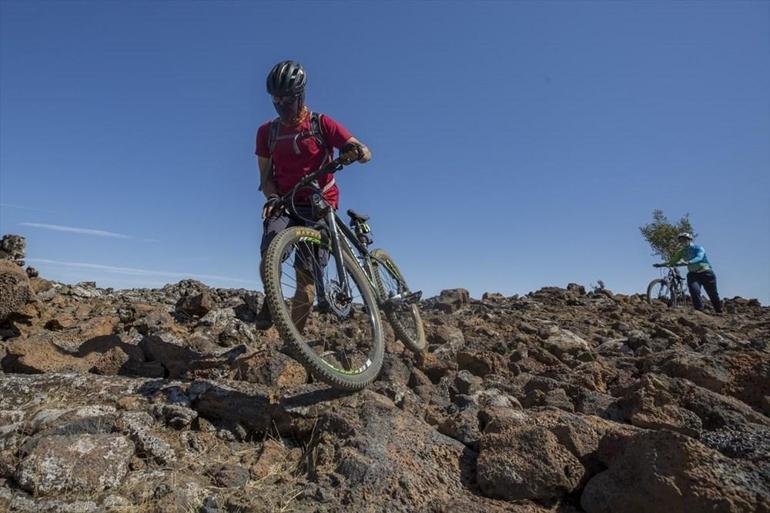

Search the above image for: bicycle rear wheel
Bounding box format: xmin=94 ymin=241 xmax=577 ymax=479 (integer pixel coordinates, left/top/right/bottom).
xmin=264 ymin=226 xmax=384 ymax=391
xmin=646 ymin=278 xmax=674 ymax=306
xmin=371 ymin=249 xmax=426 ymax=353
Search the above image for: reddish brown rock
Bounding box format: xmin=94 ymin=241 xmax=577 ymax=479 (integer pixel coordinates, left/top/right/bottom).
xmin=175 ymin=290 xmax=214 ymax=318
xmin=477 ymin=426 xmax=585 ymax=500
xmin=230 ymin=347 xmax=307 ymax=386
xmin=435 ymin=288 xmax=470 ymax=313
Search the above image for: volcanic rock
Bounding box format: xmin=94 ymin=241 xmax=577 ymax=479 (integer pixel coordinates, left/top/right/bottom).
xmin=0 ymin=257 xmax=768 ymax=513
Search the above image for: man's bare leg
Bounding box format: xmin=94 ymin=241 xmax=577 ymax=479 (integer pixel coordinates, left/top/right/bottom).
xmin=292 ymin=268 xmax=316 ymax=332
xmin=255 ymin=259 xmax=273 ymax=329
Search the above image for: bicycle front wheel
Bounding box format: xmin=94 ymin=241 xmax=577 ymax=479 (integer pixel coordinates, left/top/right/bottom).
xmin=371 ymin=248 xmax=426 ymax=353
xmin=264 ymin=226 xmax=384 ymax=391
xmin=646 ymin=279 xmax=674 ymax=306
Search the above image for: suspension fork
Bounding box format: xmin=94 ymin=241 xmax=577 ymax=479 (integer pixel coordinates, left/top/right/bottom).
xmin=325 ymin=210 xmax=352 ymax=297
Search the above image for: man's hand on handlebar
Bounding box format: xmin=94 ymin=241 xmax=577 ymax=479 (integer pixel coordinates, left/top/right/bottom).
xmin=653 ymin=261 xmax=688 ymax=268
xmin=262 ymin=194 xmax=281 ymax=220
xmin=340 ymin=143 xmax=371 ymax=164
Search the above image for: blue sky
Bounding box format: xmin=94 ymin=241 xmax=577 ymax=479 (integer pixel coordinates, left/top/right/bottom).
xmin=1 ymin=1 xmax=768 ymax=303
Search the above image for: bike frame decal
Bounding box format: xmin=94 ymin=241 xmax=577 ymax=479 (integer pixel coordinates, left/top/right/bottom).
xmin=321 ymin=357 xmax=373 ymax=375
xmin=295 ymin=227 xmax=320 ymax=238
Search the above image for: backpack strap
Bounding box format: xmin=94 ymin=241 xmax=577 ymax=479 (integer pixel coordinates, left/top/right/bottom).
xmin=268 ymin=112 xmax=329 ymax=156
xmin=262 ymin=113 xmax=335 ymax=192
xmin=309 ymin=112 xmax=335 ymax=192
xmin=309 ymin=112 xmax=330 ymax=164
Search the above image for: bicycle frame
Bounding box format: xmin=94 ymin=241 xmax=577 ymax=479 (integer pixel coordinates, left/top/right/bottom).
xmin=274 ymin=150 xmax=409 ymax=309
xmin=653 ymin=265 xmax=687 ymax=304
xmin=316 ymin=200 xmax=387 ymax=303
xmin=667 ymin=268 xmax=685 ymax=294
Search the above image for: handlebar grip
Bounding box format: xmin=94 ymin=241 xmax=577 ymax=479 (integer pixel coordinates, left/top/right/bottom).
xmin=340 ymin=143 xmax=363 ymax=164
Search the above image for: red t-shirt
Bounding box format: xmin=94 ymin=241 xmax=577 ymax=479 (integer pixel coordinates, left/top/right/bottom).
xmin=255 ymin=114 xmax=352 ymax=208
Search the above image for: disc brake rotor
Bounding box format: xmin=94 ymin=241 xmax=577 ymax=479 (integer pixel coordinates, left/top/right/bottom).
xmin=324 ymin=280 xmax=352 ymax=319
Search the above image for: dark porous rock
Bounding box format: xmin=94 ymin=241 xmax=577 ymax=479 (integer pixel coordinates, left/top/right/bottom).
xmin=15 ymin=433 xmax=134 ymax=495
xmin=477 ymin=425 xmax=585 ymax=500
xmin=176 ymin=290 xmax=214 ymax=318
xmin=131 ymin=304 xmax=182 ymax=337
xmin=210 ymin=463 xmax=249 ymax=488
xmin=452 ymin=370 xmax=484 ymax=396
xmin=582 ymin=430 xmax=770 ymax=513
xmin=377 ymin=352 xmax=412 ymax=386
xmin=522 ymin=376 xmax=575 ymax=412
xmin=311 ymin=390 xmax=480 ymax=513
xmin=481 ymin=292 xmax=506 ymax=302
xmin=89 ymin=344 xmax=145 ymax=376
xmin=0 ymin=260 xmax=33 ymax=322
xmin=415 ymin=351 xmax=454 ymax=383
xmin=0 ymin=234 xmax=26 ymax=266
xmin=482 ymin=407 xmax=639 ymax=476
xmin=434 ymin=288 xmax=471 ymax=313
xmin=658 ymin=353 xmax=732 ymax=395
xmin=617 ymin=374 xmax=703 ymax=437
xmin=438 ymin=407 xmax=481 ymax=448
xmin=189 ymin=381 xmax=276 ymax=433
xmin=626 ymin=329 xmax=652 ymax=350
xmin=426 ymin=323 xmax=465 ymax=354
xmin=138 ymin=335 xmax=201 ymax=378
xmin=115 ymin=411 xmax=176 ymax=464
xmin=456 ymin=351 xmax=506 ymax=378
xmin=566 ymin=283 xmax=587 ymax=295
xmin=152 ymin=404 xmax=198 ymax=430
xmin=542 ymin=327 xmax=591 ymax=358
xmin=623 ymin=372 xmax=769 ymax=432
xmin=0 ymin=251 xmax=768 ymax=513
xmin=230 ymin=346 xmax=307 ymax=386
xmin=700 ymin=424 xmax=770 ymax=463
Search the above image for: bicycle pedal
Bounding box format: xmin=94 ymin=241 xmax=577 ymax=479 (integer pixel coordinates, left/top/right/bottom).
xmin=404 ymin=291 xmax=422 ymax=304
xmin=383 ymin=291 xmax=422 ymax=312
xmin=316 ymin=300 xmax=331 ymax=314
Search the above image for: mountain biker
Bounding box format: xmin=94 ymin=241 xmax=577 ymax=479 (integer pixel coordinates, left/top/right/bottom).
xmin=666 ymin=232 xmax=723 ymax=314
xmin=255 ymin=60 xmax=371 ymax=330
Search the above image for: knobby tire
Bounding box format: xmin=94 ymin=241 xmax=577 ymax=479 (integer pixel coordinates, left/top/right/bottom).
xmin=264 ymin=226 xmax=384 ymax=391
xmin=370 ymin=248 xmax=426 ymax=353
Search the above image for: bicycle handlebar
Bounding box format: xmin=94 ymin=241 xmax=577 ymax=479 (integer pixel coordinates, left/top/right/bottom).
xmin=273 ymin=145 xmax=363 ymax=212
xmin=653 ymin=263 xmax=687 ymax=268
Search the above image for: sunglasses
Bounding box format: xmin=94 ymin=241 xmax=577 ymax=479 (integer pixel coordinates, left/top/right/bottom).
xmin=272 ymin=94 xmax=299 ymax=105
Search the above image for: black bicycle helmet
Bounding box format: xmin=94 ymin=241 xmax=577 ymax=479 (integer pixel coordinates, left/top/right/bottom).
xmin=266 ymin=60 xmax=307 ymax=96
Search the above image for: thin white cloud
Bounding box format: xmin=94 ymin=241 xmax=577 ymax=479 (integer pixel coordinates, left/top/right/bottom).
xmin=27 ymin=258 xmax=258 ymax=286
xmin=20 ymin=223 xmax=131 ymax=239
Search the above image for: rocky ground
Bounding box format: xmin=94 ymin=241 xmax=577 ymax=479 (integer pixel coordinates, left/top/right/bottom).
xmin=0 ymin=234 xmax=768 ymax=513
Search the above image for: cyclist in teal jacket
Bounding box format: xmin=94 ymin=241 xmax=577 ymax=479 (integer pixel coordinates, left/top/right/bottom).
xmin=667 ymin=232 xmax=722 ymax=313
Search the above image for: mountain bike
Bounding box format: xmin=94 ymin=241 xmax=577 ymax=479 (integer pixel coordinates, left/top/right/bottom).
xmin=646 ymin=263 xmax=689 ymax=307
xmin=262 ymin=147 xmax=426 ymax=391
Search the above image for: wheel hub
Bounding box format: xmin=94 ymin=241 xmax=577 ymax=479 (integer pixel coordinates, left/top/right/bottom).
xmin=324 ymin=280 xmax=352 ymax=319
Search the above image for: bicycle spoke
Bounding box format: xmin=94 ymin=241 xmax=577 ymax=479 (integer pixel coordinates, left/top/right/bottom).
xmin=271 ymin=232 xmax=379 ymax=376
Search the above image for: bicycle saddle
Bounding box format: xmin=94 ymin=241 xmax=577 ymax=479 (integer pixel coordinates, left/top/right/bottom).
xmin=347 ymin=209 xmax=369 ymax=222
